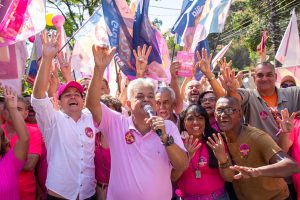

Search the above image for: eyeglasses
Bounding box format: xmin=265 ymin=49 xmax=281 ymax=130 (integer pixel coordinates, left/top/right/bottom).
xmin=280 ymin=83 xmax=296 ymax=88
xmin=200 ymin=97 xmax=216 ymax=103
xmin=215 ymin=108 xmax=237 ymax=115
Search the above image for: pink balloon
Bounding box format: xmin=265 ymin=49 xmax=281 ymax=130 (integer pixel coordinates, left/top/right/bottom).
xmin=28 ymin=35 xmax=35 ymax=43
xmin=52 ymin=14 xmax=65 ymax=28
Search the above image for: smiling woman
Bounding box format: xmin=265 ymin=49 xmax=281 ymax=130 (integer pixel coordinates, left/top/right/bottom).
xmin=171 ymin=104 xmax=229 ymax=200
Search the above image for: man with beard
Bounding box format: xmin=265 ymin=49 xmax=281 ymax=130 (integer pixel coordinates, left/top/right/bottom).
xmin=208 ymin=96 xmax=300 ymax=200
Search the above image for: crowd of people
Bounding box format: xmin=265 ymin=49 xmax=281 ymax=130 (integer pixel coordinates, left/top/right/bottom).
xmin=1 ymin=30 xmax=300 ymax=200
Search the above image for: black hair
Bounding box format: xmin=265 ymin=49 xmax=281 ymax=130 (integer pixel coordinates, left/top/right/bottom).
xmin=198 ymin=90 xmax=215 ymax=104
xmin=179 ymin=104 xmax=219 ymax=168
xmin=100 ymin=95 xmax=122 ymax=113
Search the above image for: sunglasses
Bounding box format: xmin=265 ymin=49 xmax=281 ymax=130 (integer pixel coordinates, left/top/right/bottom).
xmin=280 ymin=83 xmax=296 ymax=88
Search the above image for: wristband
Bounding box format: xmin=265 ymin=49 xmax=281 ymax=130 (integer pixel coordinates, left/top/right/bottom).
xmin=218 ymin=157 xmax=231 ymax=169
xmin=207 ymin=75 xmax=215 ymax=82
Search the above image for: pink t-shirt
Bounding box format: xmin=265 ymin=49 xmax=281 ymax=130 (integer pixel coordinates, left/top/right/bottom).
xmin=27 ymin=123 xmax=48 ymax=198
xmin=177 ymin=142 xmax=224 ymax=197
xmin=95 ymin=133 xmax=111 ymax=184
xmin=99 ymin=103 xmax=186 ymax=200
xmin=289 ymin=119 xmax=300 ymax=197
xmin=211 ymin=118 xmax=221 ymax=133
xmin=3 ymin=123 xmax=42 ymax=200
xmin=0 ymin=149 xmax=25 ymax=200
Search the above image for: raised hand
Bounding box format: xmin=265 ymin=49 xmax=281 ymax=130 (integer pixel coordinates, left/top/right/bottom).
xmin=170 ymin=61 xmax=181 ymax=77
xmin=41 ymin=30 xmax=60 ymax=59
xmin=2 ymin=85 xmax=17 ymax=110
xmin=217 ymin=57 xmax=232 ymax=72
xmin=230 ymin=165 xmax=261 ymax=179
xmin=218 ymin=60 xmax=239 ymax=94
xmin=277 ymin=109 xmax=295 ymax=134
xmin=207 ymin=133 xmax=228 ymax=162
xmin=195 ymin=48 xmax=212 ymax=77
xmin=133 ymin=44 xmax=152 ymax=77
xmin=92 ymin=44 xmax=116 ymax=70
xmin=184 ymin=135 xmax=202 ymax=159
xmin=57 ymin=52 xmax=72 ymax=81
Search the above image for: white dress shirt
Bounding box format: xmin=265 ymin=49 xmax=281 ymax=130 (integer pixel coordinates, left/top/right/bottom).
xmin=31 ymin=96 xmax=96 ymax=200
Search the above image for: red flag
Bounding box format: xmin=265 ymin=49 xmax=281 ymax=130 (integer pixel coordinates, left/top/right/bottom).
xmin=257 ymin=31 xmax=268 ymax=53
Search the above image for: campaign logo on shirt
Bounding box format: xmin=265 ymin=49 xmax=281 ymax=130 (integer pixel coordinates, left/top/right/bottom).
xmin=239 ymin=143 xmax=250 ymax=158
xmin=125 ymin=130 xmax=135 ymax=144
xmin=259 ymin=110 xmax=268 ymax=120
xmin=85 ymin=127 xmax=94 ymax=138
xmin=198 ymin=157 xmax=207 ymax=167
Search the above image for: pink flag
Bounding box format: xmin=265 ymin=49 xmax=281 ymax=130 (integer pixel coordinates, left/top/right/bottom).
xmin=211 ymin=40 xmax=232 ymax=69
xmin=275 ymin=9 xmax=300 ymax=67
xmin=0 ymin=41 xmax=28 ymax=94
xmin=0 ymin=0 xmax=46 ymax=47
xmin=257 ymin=31 xmax=268 ymax=53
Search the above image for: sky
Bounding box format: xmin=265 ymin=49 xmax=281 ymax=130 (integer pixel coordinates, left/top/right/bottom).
xmin=46 ymin=0 xmax=183 ymax=33
xmin=148 ymin=0 xmax=182 ymax=32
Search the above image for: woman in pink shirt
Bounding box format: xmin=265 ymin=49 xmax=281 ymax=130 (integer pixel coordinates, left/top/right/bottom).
xmin=172 ymin=104 xmax=229 ymax=200
xmin=95 ymin=95 xmax=123 ymax=200
xmin=0 ymin=85 xmax=29 ymax=200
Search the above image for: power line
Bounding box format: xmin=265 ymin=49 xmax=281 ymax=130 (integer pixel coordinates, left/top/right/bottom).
xmin=221 ymin=0 xmax=300 ymax=39
xmin=221 ymin=0 xmax=294 ymax=37
xmin=150 ymin=5 xmax=181 ymax=11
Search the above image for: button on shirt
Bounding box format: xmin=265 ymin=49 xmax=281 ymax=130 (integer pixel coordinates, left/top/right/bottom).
xmin=31 ymin=96 xmax=96 ymax=200
xmin=99 ymin=103 xmax=186 ymax=200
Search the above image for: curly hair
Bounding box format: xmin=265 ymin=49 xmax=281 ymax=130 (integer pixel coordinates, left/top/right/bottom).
xmin=179 ymin=104 xmax=218 ymax=168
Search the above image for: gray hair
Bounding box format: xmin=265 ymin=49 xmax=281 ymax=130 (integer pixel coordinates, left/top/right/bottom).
xmin=127 ymin=78 xmax=157 ymax=100
xmin=156 ymin=86 xmax=176 ymax=103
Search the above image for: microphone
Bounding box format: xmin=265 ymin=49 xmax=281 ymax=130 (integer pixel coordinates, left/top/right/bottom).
xmin=143 ymin=104 xmax=162 ymax=137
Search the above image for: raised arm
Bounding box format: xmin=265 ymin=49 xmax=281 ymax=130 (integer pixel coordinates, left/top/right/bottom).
xmin=85 ymin=45 xmax=116 ymax=124
xmin=169 ymin=61 xmax=183 ymax=114
xmin=2 ymin=85 xmax=29 ymax=160
xmin=33 ymin=31 xmax=60 ymax=99
xmin=277 ymin=109 xmax=295 ymax=152
xmin=133 ymin=44 xmax=152 ymax=78
xmin=57 ymin=52 xmax=74 ymax=82
xmin=217 ymin=58 xmax=241 ymax=100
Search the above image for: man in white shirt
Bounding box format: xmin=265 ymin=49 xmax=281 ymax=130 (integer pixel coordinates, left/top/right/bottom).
xmin=31 ymin=31 xmax=97 ymax=199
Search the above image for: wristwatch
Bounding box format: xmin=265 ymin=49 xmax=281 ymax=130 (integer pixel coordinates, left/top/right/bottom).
xmin=162 ymin=135 xmax=174 ymax=147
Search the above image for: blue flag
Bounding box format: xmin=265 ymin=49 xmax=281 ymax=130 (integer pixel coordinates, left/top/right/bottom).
xmin=194 ymin=39 xmax=211 ymax=81
xmin=171 ymin=0 xmax=206 ymax=46
xmin=102 ymin=0 xmax=136 ymax=79
xmin=132 ymin=0 xmax=170 ymax=82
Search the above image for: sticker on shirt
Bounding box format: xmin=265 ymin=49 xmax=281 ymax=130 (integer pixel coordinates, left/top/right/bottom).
xmin=239 ymin=143 xmax=250 ymax=158
xmin=198 ymin=157 xmax=207 ymax=167
xmin=85 ymin=127 xmax=94 ymax=138
xmin=125 ymin=130 xmax=135 ymax=144
xmin=259 ymin=110 xmax=268 ymax=120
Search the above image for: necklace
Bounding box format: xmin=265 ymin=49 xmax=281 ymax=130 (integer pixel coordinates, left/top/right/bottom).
xmin=190 ymin=140 xmax=204 ymax=179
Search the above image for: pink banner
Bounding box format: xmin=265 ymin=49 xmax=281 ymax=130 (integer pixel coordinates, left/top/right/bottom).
xmin=176 ymin=51 xmax=194 ymax=77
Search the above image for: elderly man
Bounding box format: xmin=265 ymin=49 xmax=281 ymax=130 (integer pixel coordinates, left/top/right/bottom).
xmin=31 ymin=31 xmax=97 ymax=200
xmin=155 ymin=86 xmax=179 ymax=126
xmin=207 ymin=96 xmax=300 ymax=200
xmin=86 ymin=44 xmax=188 ymax=200
xmin=197 ymin=51 xmax=300 ymax=140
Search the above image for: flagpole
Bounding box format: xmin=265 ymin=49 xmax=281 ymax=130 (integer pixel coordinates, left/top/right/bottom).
xmin=170 ymin=36 xmax=177 ymax=62
xmin=114 ymin=60 xmax=121 ymax=94
xmin=57 ymin=7 xmax=102 ymax=54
